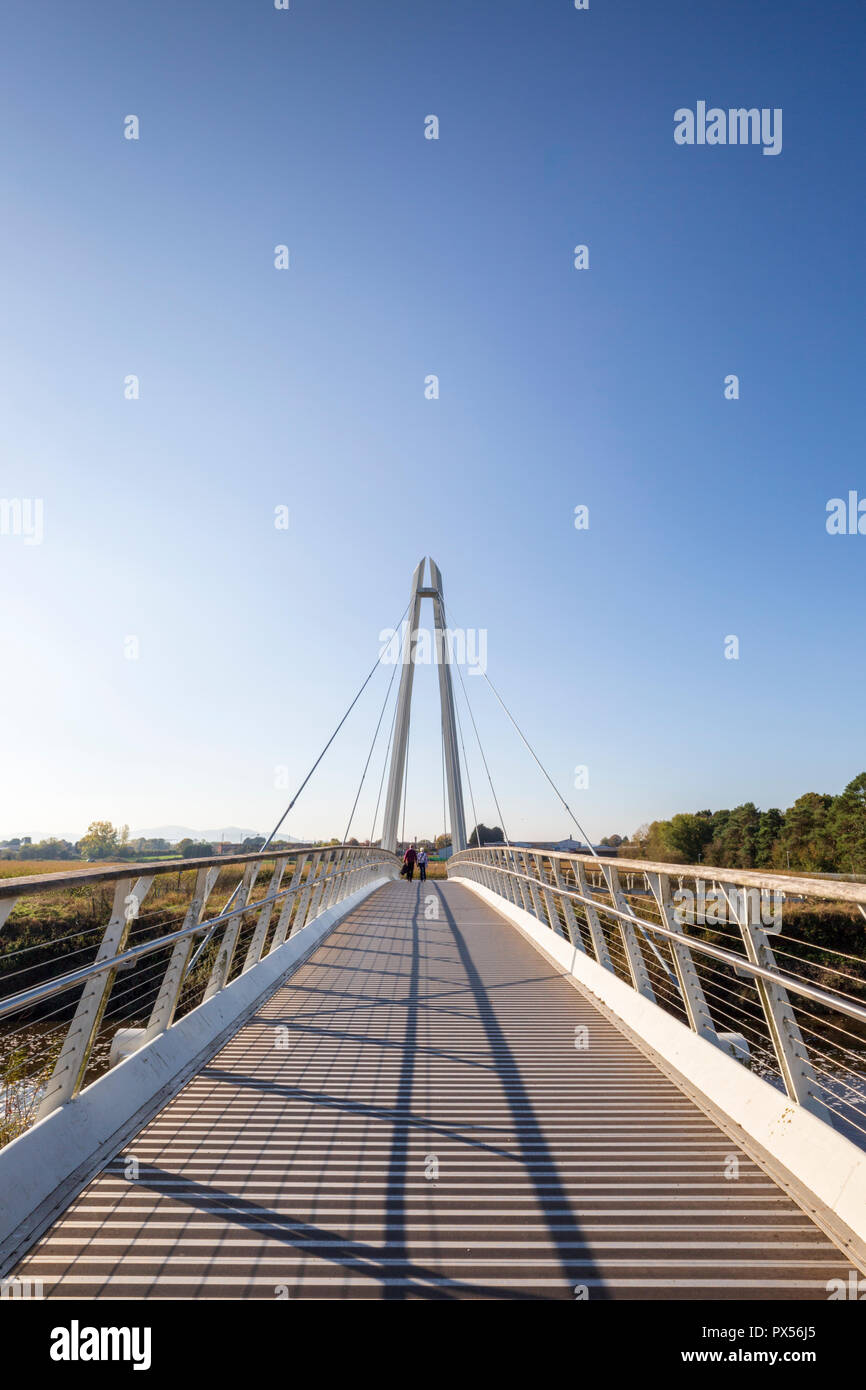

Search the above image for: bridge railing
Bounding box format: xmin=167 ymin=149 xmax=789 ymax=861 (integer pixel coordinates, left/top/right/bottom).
xmin=448 ymin=846 xmax=866 ymax=1146
xmin=0 ymin=845 xmax=398 ymax=1144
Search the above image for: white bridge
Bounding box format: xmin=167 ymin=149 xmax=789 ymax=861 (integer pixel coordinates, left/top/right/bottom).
xmin=1 ymin=561 xmax=865 ymax=1300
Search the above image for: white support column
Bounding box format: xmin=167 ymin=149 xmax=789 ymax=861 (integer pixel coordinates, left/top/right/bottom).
xmin=382 ymin=558 xmax=467 ymax=855
xmin=429 ymin=558 xmax=467 ymax=853
xmin=382 ymin=560 xmax=426 ymax=853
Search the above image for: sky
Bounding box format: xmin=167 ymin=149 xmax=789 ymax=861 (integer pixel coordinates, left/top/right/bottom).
xmin=0 ymin=0 xmax=864 ymax=846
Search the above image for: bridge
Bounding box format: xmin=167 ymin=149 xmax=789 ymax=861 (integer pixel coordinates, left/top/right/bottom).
xmin=1 ymin=561 xmax=865 ymax=1302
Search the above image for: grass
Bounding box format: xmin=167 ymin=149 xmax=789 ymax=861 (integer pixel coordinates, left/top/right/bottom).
xmin=0 ymin=858 xmax=124 ymax=879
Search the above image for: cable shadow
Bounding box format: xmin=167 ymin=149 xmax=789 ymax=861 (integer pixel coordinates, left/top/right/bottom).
xmin=431 ymin=881 xmax=609 ymax=1299
xmin=86 ymin=1164 xmax=545 ymax=1301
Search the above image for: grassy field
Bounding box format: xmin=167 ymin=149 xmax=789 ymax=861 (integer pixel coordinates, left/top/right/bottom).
xmin=0 ymin=858 xmax=118 ymax=879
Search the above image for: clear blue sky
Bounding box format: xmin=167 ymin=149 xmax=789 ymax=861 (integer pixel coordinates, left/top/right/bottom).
xmin=1 ymin=0 xmax=863 ymax=845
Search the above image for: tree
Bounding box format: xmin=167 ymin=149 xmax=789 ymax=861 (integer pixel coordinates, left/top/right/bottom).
xmin=468 ymin=824 xmax=504 ymax=848
xmin=779 ymin=793 xmax=836 ymax=872
xmin=434 ymin=833 xmax=452 ymax=850
xmin=181 ymin=841 xmax=214 ymax=859
xmin=631 ymin=824 xmax=651 ymax=856
xmin=641 ymin=821 xmax=675 ymax=861
xmin=77 ymin=821 xmax=120 ymax=861
xmin=828 ymin=773 xmax=866 ymax=873
xmin=18 ymin=838 xmax=79 ymax=860
xmin=703 ymin=804 xmax=761 ymax=868
xmin=665 ymin=813 xmax=713 ymax=864
xmin=756 ymin=808 xmax=784 ymax=868
xmin=600 ymin=834 xmax=623 ymax=847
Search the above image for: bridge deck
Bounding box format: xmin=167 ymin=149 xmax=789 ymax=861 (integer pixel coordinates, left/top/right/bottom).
xmin=17 ymin=880 xmax=849 ymax=1300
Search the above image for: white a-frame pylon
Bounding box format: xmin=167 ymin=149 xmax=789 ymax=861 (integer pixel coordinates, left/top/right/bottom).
xmin=381 ymin=558 xmax=467 ymax=854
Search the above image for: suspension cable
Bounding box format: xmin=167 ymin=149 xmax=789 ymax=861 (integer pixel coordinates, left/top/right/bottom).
xmin=440 ymin=717 xmax=448 ymax=844
xmin=400 ymin=701 xmax=411 ymax=848
xmin=370 ymin=680 xmax=400 ymax=846
xmin=439 ymin=598 xmax=510 ymax=848
xmin=261 ymin=597 xmax=410 ymax=850
xmin=342 ymin=651 xmax=400 ymax=846
xmin=439 ymin=591 xmax=599 ymax=861
xmin=453 ymin=695 xmax=481 ymax=848
xmin=480 ymin=667 xmax=600 ymax=860
xmin=185 ymin=598 xmax=410 ymax=977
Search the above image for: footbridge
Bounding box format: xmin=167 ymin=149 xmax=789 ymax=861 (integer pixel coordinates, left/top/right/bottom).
xmin=1 ymin=561 xmax=865 ymax=1301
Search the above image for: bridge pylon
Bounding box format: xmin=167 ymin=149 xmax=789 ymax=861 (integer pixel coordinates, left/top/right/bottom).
xmin=381 ymin=557 xmax=467 ymax=854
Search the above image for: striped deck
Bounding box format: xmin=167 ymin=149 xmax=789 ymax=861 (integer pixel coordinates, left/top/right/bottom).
xmin=16 ymin=880 xmax=850 ymax=1300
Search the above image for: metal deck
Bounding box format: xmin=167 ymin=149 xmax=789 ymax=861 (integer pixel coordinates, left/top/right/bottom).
xmin=17 ymin=880 xmax=850 ymax=1300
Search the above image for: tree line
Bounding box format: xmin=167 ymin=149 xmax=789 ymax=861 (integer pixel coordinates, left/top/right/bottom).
xmin=619 ymin=772 xmax=866 ymax=874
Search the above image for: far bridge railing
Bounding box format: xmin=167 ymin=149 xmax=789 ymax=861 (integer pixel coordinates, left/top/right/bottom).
xmin=0 ymin=845 xmax=398 ymax=1144
xmin=448 ymin=846 xmax=866 ymax=1146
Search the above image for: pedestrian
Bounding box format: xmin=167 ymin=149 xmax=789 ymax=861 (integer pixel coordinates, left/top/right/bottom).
xmin=403 ymin=843 xmax=418 ymax=881
xmin=417 ymin=846 xmax=428 ymax=882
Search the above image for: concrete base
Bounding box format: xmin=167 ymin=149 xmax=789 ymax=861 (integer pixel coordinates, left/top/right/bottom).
xmin=454 ymin=873 xmax=866 ymax=1271
xmin=0 ymin=874 xmax=391 ymax=1277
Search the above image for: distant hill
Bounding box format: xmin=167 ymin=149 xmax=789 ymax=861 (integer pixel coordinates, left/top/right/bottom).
xmin=134 ymin=825 xmax=304 ymax=845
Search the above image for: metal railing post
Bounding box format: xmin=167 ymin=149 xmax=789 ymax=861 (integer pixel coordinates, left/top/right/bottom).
xmin=521 ymin=851 xmax=546 ymax=922
xmin=535 ymin=854 xmax=567 ymax=938
xmin=268 ymin=853 xmax=308 ymax=952
xmin=723 ymin=881 xmax=832 ymax=1123
xmin=143 ymin=864 xmax=221 ymax=1041
xmin=293 ymin=852 xmax=325 ymax=933
xmin=323 ymin=848 xmax=347 ymax=910
xmin=572 ymin=859 xmax=615 ymax=971
xmin=494 ymin=848 xmax=517 ymax=905
xmin=601 ymin=864 xmax=656 ymax=1000
xmin=203 ymin=861 xmax=260 ymax=1000
xmin=550 ymin=857 xmax=585 ymax=950
xmin=36 ymin=874 xmax=154 ymax=1119
xmin=646 ymin=871 xmax=716 ymax=1040
xmin=242 ymin=857 xmax=288 ymax=972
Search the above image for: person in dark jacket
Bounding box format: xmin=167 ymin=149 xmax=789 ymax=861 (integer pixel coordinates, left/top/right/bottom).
xmin=403 ymin=845 xmax=418 ymax=881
